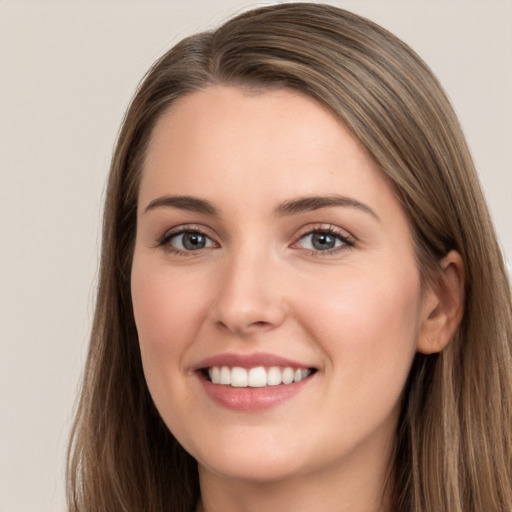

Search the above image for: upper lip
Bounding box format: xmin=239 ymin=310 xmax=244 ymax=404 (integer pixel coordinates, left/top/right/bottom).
xmin=194 ymin=352 xmax=314 ymax=370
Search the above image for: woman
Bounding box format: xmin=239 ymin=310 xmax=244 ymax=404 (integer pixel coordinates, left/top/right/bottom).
xmin=67 ymin=3 xmax=512 ymax=511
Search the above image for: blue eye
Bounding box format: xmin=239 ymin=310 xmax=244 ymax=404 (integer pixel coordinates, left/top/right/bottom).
xmin=297 ymin=229 xmax=353 ymax=252
xmin=165 ymin=231 xmax=215 ymax=252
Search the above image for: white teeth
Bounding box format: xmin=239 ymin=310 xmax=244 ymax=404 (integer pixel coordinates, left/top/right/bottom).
xmin=282 ymin=367 xmax=294 ymax=384
xmin=210 ymin=366 xmax=220 ymax=384
xmin=248 ymin=367 xmax=267 ymax=387
xmin=267 ymin=366 xmax=282 ymax=386
xmin=220 ymin=366 xmax=231 ymax=385
xmin=207 ymin=365 xmax=313 ymax=387
xmin=231 ymin=367 xmax=248 ymax=387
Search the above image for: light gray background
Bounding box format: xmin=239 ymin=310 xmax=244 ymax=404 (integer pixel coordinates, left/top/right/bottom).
xmin=0 ymin=1 xmax=510 ymax=510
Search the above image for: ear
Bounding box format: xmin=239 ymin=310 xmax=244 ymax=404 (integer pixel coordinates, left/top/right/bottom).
xmin=416 ymin=250 xmax=465 ymax=354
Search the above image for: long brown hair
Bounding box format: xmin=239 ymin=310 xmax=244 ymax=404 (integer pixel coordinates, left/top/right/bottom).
xmin=67 ymin=4 xmax=512 ymax=511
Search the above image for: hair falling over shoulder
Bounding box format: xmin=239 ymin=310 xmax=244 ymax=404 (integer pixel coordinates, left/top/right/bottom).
xmin=66 ymin=3 xmax=512 ymax=511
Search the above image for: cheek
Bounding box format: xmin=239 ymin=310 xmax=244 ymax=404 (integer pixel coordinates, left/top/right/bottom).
xmin=305 ymin=266 xmax=423 ymax=449
xmin=299 ymin=262 xmax=422 ymax=380
xmin=130 ymin=260 xmax=212 ymax=436
xmin=131 ymin=261 xmax=205 ymax=376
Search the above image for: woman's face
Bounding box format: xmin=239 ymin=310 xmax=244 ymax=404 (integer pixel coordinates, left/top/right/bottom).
xmin=131 ymin=86 xmax=431 ymax=487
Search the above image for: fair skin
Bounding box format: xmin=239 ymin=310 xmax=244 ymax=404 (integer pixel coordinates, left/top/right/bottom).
xmin=131 ymin=86 xmax=464 ymax=512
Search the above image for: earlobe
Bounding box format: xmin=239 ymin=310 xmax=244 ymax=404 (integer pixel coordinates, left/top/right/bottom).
xmin=416 ymin=250 xmax=465 ymax=355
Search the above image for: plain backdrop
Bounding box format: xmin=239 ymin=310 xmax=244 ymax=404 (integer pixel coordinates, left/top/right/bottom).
xmin=0 ymin=1 xmax=510 ymax=510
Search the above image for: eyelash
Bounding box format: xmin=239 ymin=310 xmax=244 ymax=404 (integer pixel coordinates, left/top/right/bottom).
xmin=157 ymin=224 xmax=216 ymax=256
xmin=157 ymin=224 xmax=355 ymax=257
xmin=294 ymin=225 xmax=355 ymax=256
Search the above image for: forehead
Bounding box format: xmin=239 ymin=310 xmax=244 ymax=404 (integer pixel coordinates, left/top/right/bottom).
xmin=140 ymin=86 xmax=388 ymax=202
xmin=145 ymin=86 xmax=355 ymax=166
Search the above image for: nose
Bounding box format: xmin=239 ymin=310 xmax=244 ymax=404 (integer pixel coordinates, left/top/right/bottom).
xmin=210 ymin=247 xmax=287 ymax=336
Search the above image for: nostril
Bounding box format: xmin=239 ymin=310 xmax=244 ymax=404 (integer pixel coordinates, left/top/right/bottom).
xmin=250 ymin=320 xmax=272 ymax=328
xmin=215 ymin=318 xmax=276 ymax=336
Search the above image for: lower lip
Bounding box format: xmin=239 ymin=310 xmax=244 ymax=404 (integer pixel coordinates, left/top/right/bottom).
xmin=198 ymin=373 xmax=313 ymax=411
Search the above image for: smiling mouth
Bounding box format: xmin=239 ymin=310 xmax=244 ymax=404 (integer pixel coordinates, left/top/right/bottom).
xmin=203 ymin=366 xmax=316 ymax=388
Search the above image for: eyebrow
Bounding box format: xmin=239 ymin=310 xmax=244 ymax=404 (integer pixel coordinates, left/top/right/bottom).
xmin=143 ymin=195 xmax=218 ymax=215
xmin=143 ymin=194 xmax=379 ymax=221
xmin=274 ymin=195 xmax=380 ymax=221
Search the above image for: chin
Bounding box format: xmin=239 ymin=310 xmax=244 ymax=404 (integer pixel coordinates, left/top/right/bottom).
xmin=192 ymin=435 xmax=314 ymax=484
xmin=199 ymin=456 xmax=307 ymax=484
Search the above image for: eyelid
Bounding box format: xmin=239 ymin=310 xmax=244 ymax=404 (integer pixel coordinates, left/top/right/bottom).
xmin=291 ymin=224 xmax=355 ymax=253
xmin=157 ymin=224 xmax=218 ymax=252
